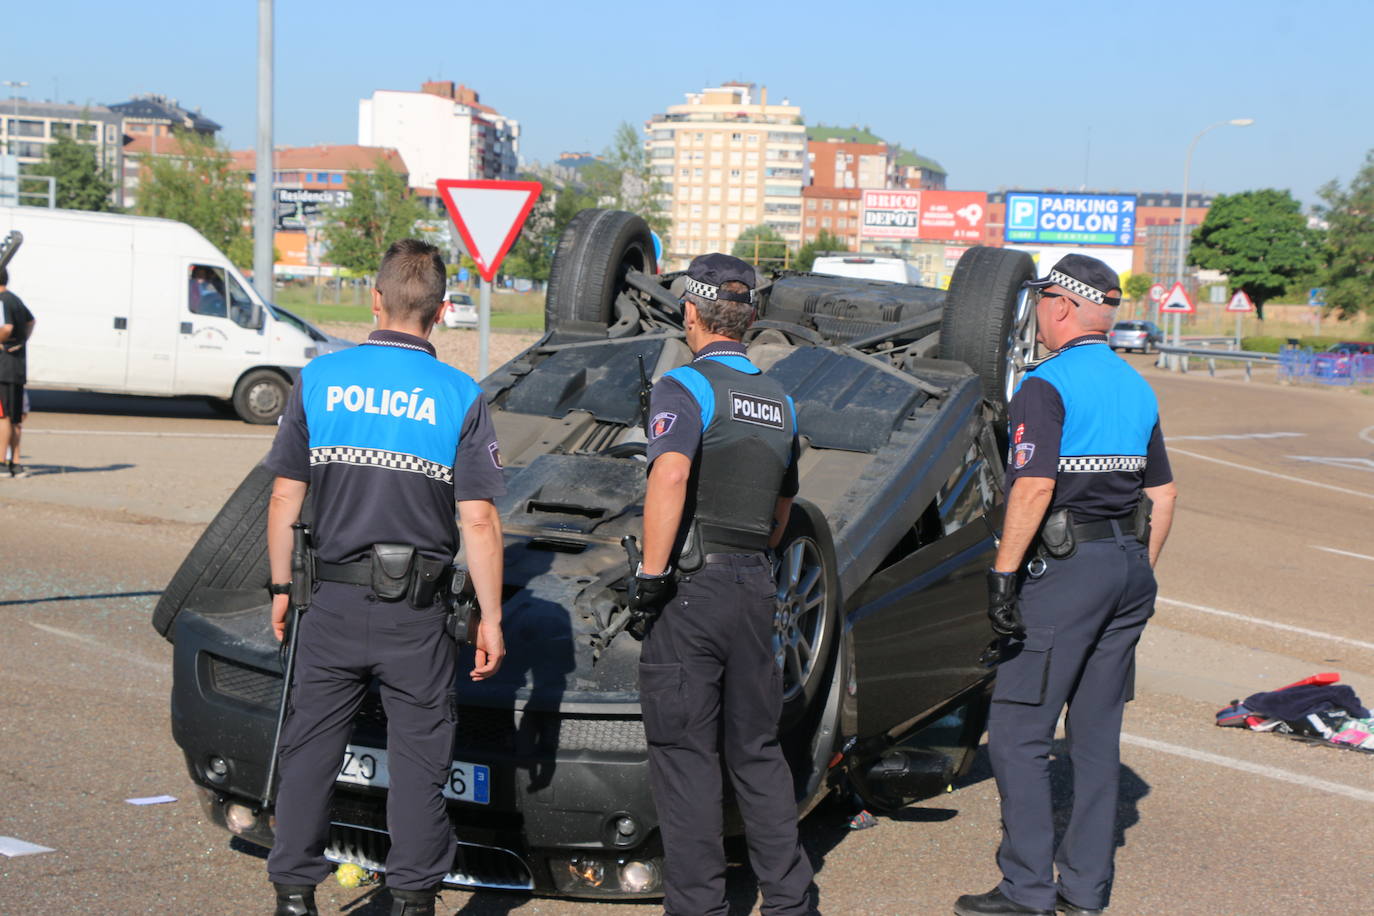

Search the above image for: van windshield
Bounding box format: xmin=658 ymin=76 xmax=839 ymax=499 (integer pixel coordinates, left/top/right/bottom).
xmin=266 ymin=303 xmax=327 ymax=342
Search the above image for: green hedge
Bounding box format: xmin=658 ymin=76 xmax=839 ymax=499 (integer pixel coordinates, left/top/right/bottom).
xmin=1241 ymin=335 xmax=1371 ymax=353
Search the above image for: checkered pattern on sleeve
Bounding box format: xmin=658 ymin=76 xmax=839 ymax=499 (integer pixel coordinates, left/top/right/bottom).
xmin=1057 ymin=455 xmax=1148 ymax=473
xmin=310 ymin=445 xmax=453 ymax=483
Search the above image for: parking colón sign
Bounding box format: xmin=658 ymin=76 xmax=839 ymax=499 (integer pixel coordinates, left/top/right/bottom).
xmin=1004 ymin=192 xmax=1136 ymax=246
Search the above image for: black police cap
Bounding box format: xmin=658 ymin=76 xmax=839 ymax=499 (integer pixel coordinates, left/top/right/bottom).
xmin=684 ymin=252 xmax=757 ymax=305
xmin=1024 ymin=253 xmax=1122 ymax=306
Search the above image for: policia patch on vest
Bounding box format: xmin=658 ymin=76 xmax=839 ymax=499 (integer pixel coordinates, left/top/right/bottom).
xmin=729 ymin=390 xmax=785 ymax=429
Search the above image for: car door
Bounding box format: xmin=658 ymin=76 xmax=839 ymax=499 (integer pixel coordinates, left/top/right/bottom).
xmin=174 ymin=262 xmax=264 ymax=397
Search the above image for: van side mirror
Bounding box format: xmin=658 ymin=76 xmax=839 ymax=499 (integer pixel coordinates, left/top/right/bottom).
xmin=251 ymin=305 xmax=267 ymax=331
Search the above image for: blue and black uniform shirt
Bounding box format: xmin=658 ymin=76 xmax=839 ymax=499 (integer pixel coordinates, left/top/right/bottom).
xmin=646 ymin=340 xmax=800 ymax=498
xmin=265 ymin=330 xmax=506 ymax=564
xmin=1006 ymin=334 xmax=1172 ymax=519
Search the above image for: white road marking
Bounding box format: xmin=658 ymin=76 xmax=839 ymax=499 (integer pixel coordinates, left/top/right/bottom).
xmin=26 ymin=621 xmax=167 ymax=672
xmin=25 ymin=429 xmax=273 ymax=441
xmin=1311 ymin=545 xmax=1374 ymax=563
xmin=1166 ymin=432 xmax=1304 ymax=441
xmin=1121 ymin=733 xmax=1374 ymax=805
xmin=1288 ymin=456 xmax=1374 ymax=473
xmin=1167 ymin=447 xmax=1374 ymax=501
xmin=1157 ymin=597 xmax=1374 ymax=652
xmin=1360 ymin=424 xmax=1374 ymax=446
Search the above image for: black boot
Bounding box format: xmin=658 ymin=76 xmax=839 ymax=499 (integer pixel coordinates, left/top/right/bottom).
xmin=272 ymin=883 xmax=318 ymax=916
xmin=389 ymin=885 xmax=438 ymax=916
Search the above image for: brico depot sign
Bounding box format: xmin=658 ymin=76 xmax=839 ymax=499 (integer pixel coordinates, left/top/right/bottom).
xmin=860 ymin=190 xmax=987 ymax=242
xmin=1004 ymin=192 xmax=1136 ymax=246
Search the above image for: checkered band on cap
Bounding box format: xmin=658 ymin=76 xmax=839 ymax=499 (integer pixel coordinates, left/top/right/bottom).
xmin=683 ymin=276 xmax=756 ymax=304
xmin=1048 ymin=270 xmax=1111 ymax=304
xmin=1058 ymin=455 xmax=1148 ymax=473
xmin=310 ymin=445 xmax=453 ymax=484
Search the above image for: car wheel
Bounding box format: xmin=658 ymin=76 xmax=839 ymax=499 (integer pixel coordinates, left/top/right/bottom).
xmin=938 ymin=247 xmax=1037 ymax=428
xmin=232 ymin=369 xmax=290 ymax=424
xmin=151 ymin=463 xmax=275 ymax=641
xmin=773 ymin=500 xmax=840 ymax=731
xmin=544 ymin=209 xmax=656 ymax=341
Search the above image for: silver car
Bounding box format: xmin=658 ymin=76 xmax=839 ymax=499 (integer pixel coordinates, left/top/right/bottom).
xmin=1109 ymin=320 xmax=1163 ymax=353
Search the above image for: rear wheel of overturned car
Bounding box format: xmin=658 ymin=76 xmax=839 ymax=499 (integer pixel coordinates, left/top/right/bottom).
xmin=544 ymin=209 xmax=656 ymax=339
xmin=232 ymin=368 xmax=291 ymax=425
xmin=151 ymin=463 xmax=274 ymax=641
xmin=938 ymin=246 xmax=1037 ymax=426
xmin=773 ymin=500 xmax=840 ymax=731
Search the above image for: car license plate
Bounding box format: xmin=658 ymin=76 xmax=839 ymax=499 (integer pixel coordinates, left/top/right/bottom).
xmin=337 ymin=745 xmax=490 ymax=805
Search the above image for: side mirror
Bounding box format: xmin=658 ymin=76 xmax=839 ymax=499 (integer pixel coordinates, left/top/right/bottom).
xmin=251 ymin=305 xmax=267 ymax=331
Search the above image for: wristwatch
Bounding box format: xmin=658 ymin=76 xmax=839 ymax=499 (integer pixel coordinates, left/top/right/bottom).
xmin=268 ymin=582 xmax=292 ymax=596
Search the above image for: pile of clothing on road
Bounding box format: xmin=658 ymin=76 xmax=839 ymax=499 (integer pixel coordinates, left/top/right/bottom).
xmin=1216 ymin=672 xmax=1374 ymax=753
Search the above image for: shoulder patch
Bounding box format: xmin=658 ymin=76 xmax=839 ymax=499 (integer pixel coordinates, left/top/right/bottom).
xmin=487 ymin=441 xmax=503 ymax=469
xmin=728 ymin=390 xmax=785 ymax=429
xmin=1013 ymin=442 xmax=1035 ymax=469
xmin=650 ymin=411 xmax=677 ymax=439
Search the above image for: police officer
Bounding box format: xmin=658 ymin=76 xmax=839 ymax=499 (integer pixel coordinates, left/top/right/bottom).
xmin=628 ymin=253 xmax=814 ymax=916
xmin=262 ymin=239 xmax=507 ymax=916
xmin=955 ymin=255 xmax=1177 ymax=916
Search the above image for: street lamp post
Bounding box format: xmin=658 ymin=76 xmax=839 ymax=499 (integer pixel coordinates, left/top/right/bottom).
xmin=1171 ymin=118 xmax=1253 ymax=357
xmin=3 ymin=80 xmax=29 ymax=156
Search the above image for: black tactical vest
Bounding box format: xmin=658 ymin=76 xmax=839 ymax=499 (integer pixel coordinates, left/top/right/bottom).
xmin=681 ymin=356 xmax=794 ymax=556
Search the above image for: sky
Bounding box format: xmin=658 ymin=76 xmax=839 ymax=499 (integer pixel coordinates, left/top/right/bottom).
xmin=9 ymin=0 xmax=1373 ymax=207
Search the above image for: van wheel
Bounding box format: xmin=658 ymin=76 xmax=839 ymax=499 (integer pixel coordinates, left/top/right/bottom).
xmin=544 ymin=209 xmax=655 ymax=341
xmin=151 ymin=463 xmax=274 ymax=641
xmin=233 ymin=369 xmax=290 ymax=424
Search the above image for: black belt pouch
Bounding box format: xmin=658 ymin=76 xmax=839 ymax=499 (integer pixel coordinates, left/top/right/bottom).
xmin=409 ymin=556 xmax=448 ymax=609
xmin=1039 ymin=508 xmax=1077 ymax=560
xmin=370 ymin=543 xmax=415 ymax=601
xmin=1132 ymin=494 xmax=1154 ymax=546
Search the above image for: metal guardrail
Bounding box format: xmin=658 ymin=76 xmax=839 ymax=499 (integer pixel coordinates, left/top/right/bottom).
xmin=1153 ymin=344 xmax=1278 ymax=381
xmin=1154 ymin=344 xmax=1374 ymax=386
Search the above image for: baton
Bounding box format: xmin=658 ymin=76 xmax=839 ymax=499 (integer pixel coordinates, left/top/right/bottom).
xmin=261 ymin=522 xmax=312 ymax=809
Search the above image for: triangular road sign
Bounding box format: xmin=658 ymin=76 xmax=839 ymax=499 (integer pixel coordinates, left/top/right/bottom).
xmin=1159 ymin=281 xmax=1195 ymax=314
xmin=1226 ymin=289 xmax=1255 ymax=313
xmin=435 ymin=179 xmax=542 ymax=283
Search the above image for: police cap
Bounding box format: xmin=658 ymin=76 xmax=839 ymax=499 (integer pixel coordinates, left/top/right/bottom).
xmin=1024 ymin=253 xmax=1122 ymax=306
xmin=683 ymin=252 xmax=757 ymax=305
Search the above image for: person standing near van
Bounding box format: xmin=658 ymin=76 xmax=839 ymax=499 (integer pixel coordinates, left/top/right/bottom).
xmin=0 ymin=267 xmax=35 ymax=479
xmin=262 ymin=239 xmax=508 ymax=916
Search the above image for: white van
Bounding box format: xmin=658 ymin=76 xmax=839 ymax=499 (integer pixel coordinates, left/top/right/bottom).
xmin=0 ymin=206 xmax=348 ymax=423
xmin=812 ymin=254 xmax=922 ymax=285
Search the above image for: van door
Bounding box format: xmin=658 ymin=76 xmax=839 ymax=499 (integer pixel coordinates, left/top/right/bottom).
xmin=173 ymin=262 xmax=265 ymax=398
xmin=124 ymin=227 xmax=179 ymax=394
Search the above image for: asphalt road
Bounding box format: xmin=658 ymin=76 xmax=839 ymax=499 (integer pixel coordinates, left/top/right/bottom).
xmin=2 ymin=359 xmax=1372 ymax=915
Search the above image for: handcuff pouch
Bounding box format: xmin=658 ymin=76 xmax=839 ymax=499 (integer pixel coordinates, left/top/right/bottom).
xmin=1038 ymin=508 xmax=1077 ymax=560
xmin=370 ymin=543 xmax=415 ymax=601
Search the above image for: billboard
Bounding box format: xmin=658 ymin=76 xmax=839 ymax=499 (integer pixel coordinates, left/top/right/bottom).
xmin=275 ymin=187 xmax=352 ymax=231
xmin=1004 ymin=192 xmax=1136 ymax=246
xmin=861 ymin=190 xmax=987 ymax=241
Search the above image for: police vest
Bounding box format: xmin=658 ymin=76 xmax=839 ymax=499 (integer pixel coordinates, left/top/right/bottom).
xmin=685 ymin=357 xmax=794 ymax=553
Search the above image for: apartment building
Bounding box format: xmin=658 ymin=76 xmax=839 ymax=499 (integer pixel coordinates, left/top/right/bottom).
xmin=893 ymin=149 xmax=947 ymax=190
xmin=0 ymin=99 xmax=124 ymax=204
xmin=358 ymin=81 xmax=519 ymax=192
xmin=647 ymin=82 xmax=808 ymax=266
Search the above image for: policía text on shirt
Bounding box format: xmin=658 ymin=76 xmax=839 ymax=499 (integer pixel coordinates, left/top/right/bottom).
xmin=325 ymin=385 xmax=438 ymax=425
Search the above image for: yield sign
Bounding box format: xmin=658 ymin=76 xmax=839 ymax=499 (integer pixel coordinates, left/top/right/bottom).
xmin=1226 ymin=289 xmax=1255 ymax=313
xmin=435 ymin=179 xmax=542 ymax=283
xmin=1159 ymin=281 xmax=1195 ymax=314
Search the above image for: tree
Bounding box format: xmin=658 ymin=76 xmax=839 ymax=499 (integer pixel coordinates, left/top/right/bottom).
xmin=1187 ymin=189 xmax=1322 ymax=319
xmin=732 ymin=224 xmax=791 ymax=267
xmin=321 ymin=159 xmax=428 ymax=276
xmin=24 ymin=133 xmax=115 ymax=211
xmin=796 ymin=230 xmax=848 ymax=272
xmin=137 ymin=132 xmax=253 ymax=267
xmin=1123 ymin=272 xmax=1153 ymax=308
xmin=1316 ymin=149 xmax=1374 ymax=320
xmin=581 ymin=122 xmax=670 ymax=243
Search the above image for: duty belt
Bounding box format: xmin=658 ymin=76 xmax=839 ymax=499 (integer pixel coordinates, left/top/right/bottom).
xmin=1070 ymin=516 xmax=1137 ymax=543
xmin=316 ymin=543 xmax=450 ymax=609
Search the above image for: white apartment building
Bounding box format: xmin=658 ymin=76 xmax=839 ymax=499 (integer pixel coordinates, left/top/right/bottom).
xmin=358 ymin=81 xmax=519 ymax=192
xmin=647 ymin=83 xmax=808 ymax=266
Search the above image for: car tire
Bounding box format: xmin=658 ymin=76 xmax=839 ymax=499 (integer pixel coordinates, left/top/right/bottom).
xmin=232 ymin=369 xmax=291 ymax=425
xmin=938 ymin=246 xmax=1037 ymax=425
xmin=544 ymin=209 xmax=656 ymax=341
xmin=151 ymin=463 xmax=274 ymax=641
xmin=773 ymin=499 xmax=840 ymax=731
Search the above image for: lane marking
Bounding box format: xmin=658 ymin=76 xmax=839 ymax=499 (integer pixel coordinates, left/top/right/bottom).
xmin=1167 ymin=447 xmax=1374 ymax=501
xmin=1361 ymin=424 xmax=1374 ymax=446
xmin=1311 ymin=545 xmax=1374 ymax=563
xmin=1157 ymin=597 xmax=1374 ymax=652
xmin=26 ymin=621 xmax=167 ymax=672
xmin=25 ymin=429 xmax=274 ymax=441
xmin=1288 ymin=455 xmax=1374 ymax=473
xmin=1122 ymin=733 xmax=1374 ymax=805
xmin=1166 ymin=432 xmax=1304 ymax=441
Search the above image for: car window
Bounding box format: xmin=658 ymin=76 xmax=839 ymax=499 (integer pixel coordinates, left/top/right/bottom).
xmin=1113 ymin=321 xmax=1144 ymax=331
xmin=189 ymin=264 xmax=257 ymax=329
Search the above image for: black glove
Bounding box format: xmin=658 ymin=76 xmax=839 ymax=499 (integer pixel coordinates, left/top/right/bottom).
xmin=986 ymin=569 xmax=1026 ymax=639
xmin=627 ymin=567 xmax=675 ymax=621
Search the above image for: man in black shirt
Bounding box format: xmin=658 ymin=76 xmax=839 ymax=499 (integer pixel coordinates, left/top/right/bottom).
xmin=0 ymin=267 xmax=35 ymax=479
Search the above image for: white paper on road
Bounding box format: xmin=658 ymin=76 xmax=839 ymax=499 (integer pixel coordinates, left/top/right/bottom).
xmin=125 ymin=795 xmax=177 ymax=806
xmin=0 ymin=836 xmax=56 ymax=857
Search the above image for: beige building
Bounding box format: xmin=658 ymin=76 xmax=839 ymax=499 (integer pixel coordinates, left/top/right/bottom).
xmin=647 ymin=82 xmax=807 ymax=267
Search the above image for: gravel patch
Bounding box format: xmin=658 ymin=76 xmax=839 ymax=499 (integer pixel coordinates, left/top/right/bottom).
xmin=319 ymin=322 xmax=540 ymax=379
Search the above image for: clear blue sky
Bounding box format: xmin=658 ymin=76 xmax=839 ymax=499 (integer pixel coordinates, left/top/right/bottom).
xmin=10 ymin=0 xmax=1372 ymax=206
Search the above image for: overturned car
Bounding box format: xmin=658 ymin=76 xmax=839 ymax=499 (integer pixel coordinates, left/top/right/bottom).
xmin=155 ymin=210 xmax=1038 ymax=898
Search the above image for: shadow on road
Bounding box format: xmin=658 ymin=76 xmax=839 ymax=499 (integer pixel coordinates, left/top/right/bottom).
xmin=28 ymin=389 xmax=241 ymax=421
xmin=7 ymin=461 xmax=135 ymax=477
xmin=0 ymin=588 xmax=162 ymax=607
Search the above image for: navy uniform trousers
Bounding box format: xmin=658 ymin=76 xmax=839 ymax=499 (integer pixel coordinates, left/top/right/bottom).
xmin=639 ymin=554 xmax=814 ymax=916
xmin=987 ymin=523 xmax=1156 ymax=912
xmin=266 ymin=581 xmax=458 ymax=891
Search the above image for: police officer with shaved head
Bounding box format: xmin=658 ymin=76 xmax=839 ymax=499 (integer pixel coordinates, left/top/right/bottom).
xmin=628 ymin=253 xmax=815 ymax=915
xmin=955 ymin=255 xmax=1178 ymax=916
xmin=263 ymin=239 xmax=507 ymax=916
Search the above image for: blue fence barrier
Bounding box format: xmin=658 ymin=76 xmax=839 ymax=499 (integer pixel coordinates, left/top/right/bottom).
xmin=1277 ymin=348 xmax=1374 ymax=386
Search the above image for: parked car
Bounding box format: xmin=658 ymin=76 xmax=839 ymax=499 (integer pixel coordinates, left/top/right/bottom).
xmin=1109 ymin=320 xmax=1164 ymax=353
xmin=811 ymin=254 xmax=921 ymax=285
xmin=1326 ymin=341 xmax=1374 ymax=356
xmin=442 ymin=291 xmax=478 ymax=328
xmin=154 ymin=211 xmax=1041 ymax=898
